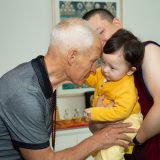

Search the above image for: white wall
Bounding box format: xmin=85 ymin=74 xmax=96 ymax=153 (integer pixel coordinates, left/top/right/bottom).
xmin=0 ymin=0 xmax=160 ymax=119
xmin=0 ymin=0 xmax=52 ymax=76
xmin=123 ymin=0 xmax=160 ymax=43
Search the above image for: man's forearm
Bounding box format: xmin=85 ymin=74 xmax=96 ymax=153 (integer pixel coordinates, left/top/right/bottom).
xmin=20 ymin=137 xmax=97 ymax=160
xmin=21 ymin=123 xmax=136 ymax=160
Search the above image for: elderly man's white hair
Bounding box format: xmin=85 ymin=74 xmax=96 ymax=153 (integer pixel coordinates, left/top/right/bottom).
xmin=50 ymin=18 xmax=96 ymax=53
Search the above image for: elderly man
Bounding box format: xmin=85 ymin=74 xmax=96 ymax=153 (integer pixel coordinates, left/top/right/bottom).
xmin=0 ymin=18 xmax=135 ymax=160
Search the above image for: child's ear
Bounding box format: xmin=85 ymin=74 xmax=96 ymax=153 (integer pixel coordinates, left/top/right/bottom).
xmin=127 ymin=67 xmax=136 ymax=76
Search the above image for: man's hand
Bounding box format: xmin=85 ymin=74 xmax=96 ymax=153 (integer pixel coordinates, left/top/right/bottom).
xmin=91 ymin=122 xmax=136 ymax=150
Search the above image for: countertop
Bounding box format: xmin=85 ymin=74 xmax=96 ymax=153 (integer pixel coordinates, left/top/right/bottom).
xmin=56 ymin=117 xmax=88 ymax=130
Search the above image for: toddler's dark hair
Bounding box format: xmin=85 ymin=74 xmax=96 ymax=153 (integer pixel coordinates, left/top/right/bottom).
xmin=103 ymin=29 xmax=145 ymax=68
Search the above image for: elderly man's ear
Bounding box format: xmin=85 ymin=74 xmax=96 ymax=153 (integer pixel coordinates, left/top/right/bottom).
xmin=127 ymin=67 xmax=136 ymax=76
xmin=67 ymin=49 xmax=78 ymax=65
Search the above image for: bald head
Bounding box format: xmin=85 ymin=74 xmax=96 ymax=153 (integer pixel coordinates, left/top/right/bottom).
xmin=50 ymin=18 xmax=100 ymax=53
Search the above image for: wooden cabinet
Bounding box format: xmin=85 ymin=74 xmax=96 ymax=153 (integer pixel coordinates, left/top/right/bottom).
xmin=55 ymin=127 xmax=94 ymax=160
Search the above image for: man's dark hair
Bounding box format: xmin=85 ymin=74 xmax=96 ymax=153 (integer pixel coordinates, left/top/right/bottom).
xmin=103 ymin=29 xmax=145 ymax=68
xmin=82 ymin=8 xmax=115 ymax=22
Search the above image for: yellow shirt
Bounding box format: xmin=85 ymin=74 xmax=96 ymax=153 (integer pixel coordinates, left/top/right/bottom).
xmin=85 ymin=67 xmax=141 ymax=122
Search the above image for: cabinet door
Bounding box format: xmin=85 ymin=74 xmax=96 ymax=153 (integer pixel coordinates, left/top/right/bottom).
xmin=54 ymin=128 xmax=94 ymax=159
xmin=55 ymin=134 xmax=77 ymax=151
xmin=77 ymin=132 xmax=92 ymax=143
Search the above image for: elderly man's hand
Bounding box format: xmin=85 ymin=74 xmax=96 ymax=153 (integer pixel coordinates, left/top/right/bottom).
xmin=90 ymin=122 xmax=136 ymax=150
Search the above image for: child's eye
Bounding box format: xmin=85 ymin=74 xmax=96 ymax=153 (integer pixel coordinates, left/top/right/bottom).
xmin=111 ymin=67 xmax=115 ymax=70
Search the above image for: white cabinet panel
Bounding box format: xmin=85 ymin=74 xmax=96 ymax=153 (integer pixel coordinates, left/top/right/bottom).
xmin=55 ymin=134 xmax=77 ymax=151
xmin=55 ymin=127 xmax=94 ymax=160
xmin=77 ymin=132 xmax=92 ymax=143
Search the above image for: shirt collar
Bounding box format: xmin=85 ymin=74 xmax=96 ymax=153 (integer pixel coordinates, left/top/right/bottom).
xmin=31 ymin=55 xmax=53 ymax=99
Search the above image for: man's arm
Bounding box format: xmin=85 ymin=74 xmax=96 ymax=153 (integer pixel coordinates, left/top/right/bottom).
xmin=20 ymin=123 xmax=136 ymax=160
xmin=136 ymin=43 xmax=160 ymax=143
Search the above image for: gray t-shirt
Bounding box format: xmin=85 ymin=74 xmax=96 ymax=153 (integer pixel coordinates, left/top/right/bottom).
xmin=0 ymin=61 xmax=53 ymax=160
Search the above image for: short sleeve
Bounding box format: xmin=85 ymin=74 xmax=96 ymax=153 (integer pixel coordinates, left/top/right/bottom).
xmin=1 ymin=88 xmax=51 ymax=149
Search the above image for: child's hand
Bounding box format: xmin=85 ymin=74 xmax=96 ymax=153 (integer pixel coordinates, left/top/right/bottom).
xmin=105 ymin=101 xmax=115 ymax=108
xmin=96 ymin=95 xmax=114 ymax=108
xmin=96 ymin=95 xmax=105 ymax=107
xmin=84 ymin=109 xmax=91 ymax=121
